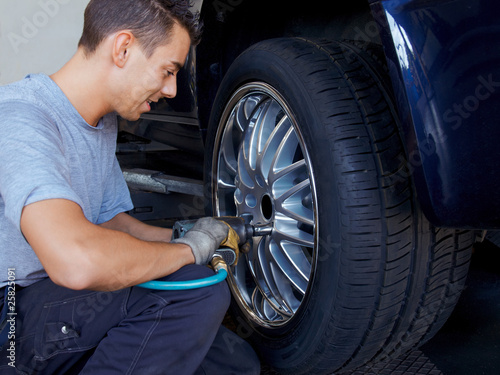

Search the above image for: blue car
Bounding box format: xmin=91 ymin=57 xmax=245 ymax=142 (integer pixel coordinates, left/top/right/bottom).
xmin=118 ymin=0 xmax=500 ymax=373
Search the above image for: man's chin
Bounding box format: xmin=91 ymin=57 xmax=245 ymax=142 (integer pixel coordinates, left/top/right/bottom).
xmin=119 ymin=112 xmax=142 ymax=122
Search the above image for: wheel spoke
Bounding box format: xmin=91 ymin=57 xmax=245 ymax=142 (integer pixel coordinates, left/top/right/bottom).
xmin=269 ymin=126 xmax=299 ymax=176
xmin=256 ymin=237 xmax=294 ymax=315
xmin=220 ymin=109 xmax=239 ymax=175
xmin=275 ymin=179 xmax=314 ymax=226
xmin=259 ymin=114 xmax=292 ymax=181
xmin=269 ymin=239 xmax=308 ymax=297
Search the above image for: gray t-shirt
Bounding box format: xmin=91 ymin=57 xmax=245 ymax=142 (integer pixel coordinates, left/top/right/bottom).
xmin=0 ymin=74 xmax=133 ymax=287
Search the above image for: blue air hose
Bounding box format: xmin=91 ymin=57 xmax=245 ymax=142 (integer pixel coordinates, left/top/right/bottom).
xmin=137 ymin=268 xmax=228 ymax=290
xmin=136 ymin=252 xmax=232 ymax=290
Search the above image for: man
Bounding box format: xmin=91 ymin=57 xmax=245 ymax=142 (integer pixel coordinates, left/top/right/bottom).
xmin=0 ymin=0 xmax=260 ymax=374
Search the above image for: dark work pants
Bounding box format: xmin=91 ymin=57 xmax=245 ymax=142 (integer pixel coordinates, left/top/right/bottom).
xmin=0 ymin=265 xmax=260 ymax=375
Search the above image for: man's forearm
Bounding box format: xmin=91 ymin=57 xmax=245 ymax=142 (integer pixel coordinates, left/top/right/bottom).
xmin=99 ymin=212 xmax=173 ymax=242
xmin=82 ymin=228 xmax=194 ymax=291
xmin=21 ymin=199 xmax=193 ymax=291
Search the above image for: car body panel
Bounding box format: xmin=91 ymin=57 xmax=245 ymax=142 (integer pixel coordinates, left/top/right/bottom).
xmin=372 ymin=0 xmax=500 ymax=228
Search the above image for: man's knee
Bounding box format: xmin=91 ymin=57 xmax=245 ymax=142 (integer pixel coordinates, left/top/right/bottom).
xmin=156 ymin=264 xmax=231 ymax=319
xmin=204 ymin=274 xmax=231 ymax=313
xmin=182 ymin=265 xmax=231 ymax=318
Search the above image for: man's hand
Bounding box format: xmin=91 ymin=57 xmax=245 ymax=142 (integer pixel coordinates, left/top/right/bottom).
xmin=171 ymin=217 xmax=232 ymax=265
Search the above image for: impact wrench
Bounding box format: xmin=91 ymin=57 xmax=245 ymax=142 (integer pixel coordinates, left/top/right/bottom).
xmin=137 ymin=217 xmax=268 ymax=290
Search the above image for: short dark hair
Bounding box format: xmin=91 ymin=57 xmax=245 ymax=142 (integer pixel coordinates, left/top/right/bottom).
xmin=78 ymin=0 xmax=202 ymax=57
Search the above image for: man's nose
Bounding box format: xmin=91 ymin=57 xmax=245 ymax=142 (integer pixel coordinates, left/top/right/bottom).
xmin=161 ymin=79 xmax=177 ymax=99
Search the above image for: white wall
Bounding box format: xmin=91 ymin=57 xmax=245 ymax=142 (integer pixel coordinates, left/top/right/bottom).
xmin=0 ymin=0 xmax=90 ymax=85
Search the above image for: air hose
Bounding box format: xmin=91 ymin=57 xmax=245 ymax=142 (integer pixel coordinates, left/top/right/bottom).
xmin=137 ymin=254 xmax=230 ymax=290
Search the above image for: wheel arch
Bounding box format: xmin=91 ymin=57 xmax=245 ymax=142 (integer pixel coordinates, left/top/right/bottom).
xmin=196 ymin=0 xmax=380 ymax=138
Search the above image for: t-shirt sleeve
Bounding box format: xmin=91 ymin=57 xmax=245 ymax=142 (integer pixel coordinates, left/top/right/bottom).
xmin=96 ymin=155 xmax=134 ymax=224
xmin=0 ymin=101 xmax=83 ymax=231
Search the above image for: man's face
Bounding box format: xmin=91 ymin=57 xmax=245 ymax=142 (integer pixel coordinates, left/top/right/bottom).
xmin=113 ymin=23 xmax=191 ymax=121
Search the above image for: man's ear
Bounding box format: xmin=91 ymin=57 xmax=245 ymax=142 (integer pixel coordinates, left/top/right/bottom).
xmin=112 ymin=31 xmax=135 ymax=68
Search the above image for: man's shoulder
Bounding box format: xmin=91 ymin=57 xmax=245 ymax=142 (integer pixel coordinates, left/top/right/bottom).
xmin=0 ymin=74 xmax=44 ymax=100
xmin=0 ymin=74 xmax=56 ymax=117
xmin=0 ymin=76 xmax=63 ymax=142
xmin=0 ymin=74 xmax=77 ymax=128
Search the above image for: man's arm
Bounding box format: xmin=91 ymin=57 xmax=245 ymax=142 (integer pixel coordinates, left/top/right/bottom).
xmin=99 ymin=212 xmax=173 ymax=243
xmin=20 ymin=198 xmax=194 ymax=291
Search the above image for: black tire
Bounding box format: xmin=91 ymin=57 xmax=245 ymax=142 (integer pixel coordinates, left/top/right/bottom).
xmin=204 ymin=38 xmax=473 ymax=374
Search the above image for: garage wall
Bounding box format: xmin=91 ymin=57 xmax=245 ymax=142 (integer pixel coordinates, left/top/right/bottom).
xmin=0 ymin=0 xmax=90 ymax=85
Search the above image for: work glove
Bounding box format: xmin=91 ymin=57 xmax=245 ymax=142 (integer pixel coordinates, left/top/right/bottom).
xmin=219 ymin=221 xmax=241 ymax=265
xmin=171 ymin=217 xmax=239 ymax=265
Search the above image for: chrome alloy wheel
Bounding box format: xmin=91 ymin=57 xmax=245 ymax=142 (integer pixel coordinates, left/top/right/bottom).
xmin=212 ymin=82 xmax=318 ymax=327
